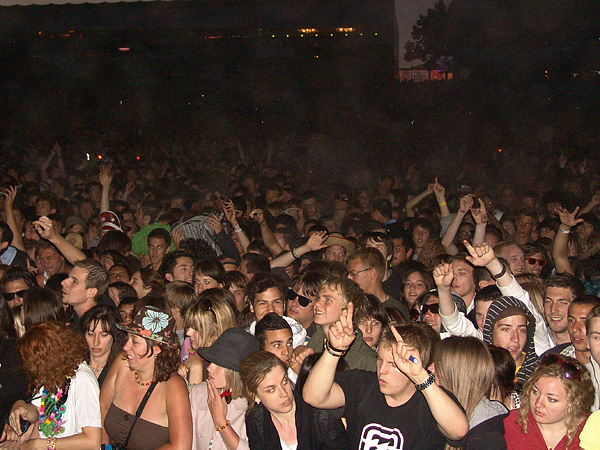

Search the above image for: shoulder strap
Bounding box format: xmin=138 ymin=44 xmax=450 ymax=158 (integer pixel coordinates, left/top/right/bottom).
xmin=122 ymin=380 xmax=158 ymax=449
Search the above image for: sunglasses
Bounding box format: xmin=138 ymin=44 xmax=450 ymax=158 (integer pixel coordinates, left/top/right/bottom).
xmin=336 ymin=196 xmax=349 ymax=202
xmin=4 ymin=290 xmax=28 ymax=300
xmin=540 ymin=354 xmax=581 ymax=380
xmin=409 ymin=303 xmax=440 ymax=321
xmin=287 ymin=288 xmax=313 ymax=308
xmin=526 ymin=258 xmax=546 ymax=267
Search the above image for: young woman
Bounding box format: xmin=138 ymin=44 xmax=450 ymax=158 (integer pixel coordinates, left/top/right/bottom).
xmin=79 ymin=304 xmax=127 ymax=387
xmin=100 ymin=305 xmax=192 ymax=450
xmin=181 ymin=288 xmax=239 ymax=386
xmin=402 ymin=267 xmax=433 ymax=309
xmin=129 ymin=268 xmax=164 ymax=299
xmin=355 ymin=294 xmax=389 ymax=350
xmin=434 ymin=336 xmax=509 ymax=450
xmin=190 ymin=327 xmax=259 ymax=450
xmin=192 ymin=259 xmax=226 ymax=294
xmin=240 ymin=350 xmax=348 ymax=450
xmin=504 ymin=354 xmax=594 ymax=450
xmin=5 ymin=321 xmax=102 ymax=450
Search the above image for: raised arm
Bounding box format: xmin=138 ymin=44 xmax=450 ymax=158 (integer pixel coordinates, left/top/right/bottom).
xmin=270 ymin=231 xmax=327 ymax=268
xmin=250 ymin=209 xmax=283 ymax=256
xmin=579 ymin=193 xmax=600 ymax=215
xmin=389 ymin=327 xmax=468 ymax=441
xmin=405 ymin=184 xmax=434 ymax=218
xmin=99 ymin=164 xmax=113 ymax=213
xmin=33 ymin=216 xmax=86 ymax=263
xmin=3 ymin=187 xmax=25 ymax=252
xmin=302 ymin=303 xmax=355 ymax=410
xmin=552 ymin=207 xmax=580 ymax=275
xmin=441 ymin=195 xmax=473 ymax=255
xmin=223 ymin=200 xmax=250 ymax=255
xmin=432 ymin=178 xmax=451 ymax=218
xmin=471 ymin=198 xmax=488 ymax=245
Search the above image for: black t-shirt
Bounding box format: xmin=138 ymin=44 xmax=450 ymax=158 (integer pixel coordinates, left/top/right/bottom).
xmin=335 ymin=369 xmax=459 ymax=450
xmin=383 ymin=270 xmax=404 ymax=301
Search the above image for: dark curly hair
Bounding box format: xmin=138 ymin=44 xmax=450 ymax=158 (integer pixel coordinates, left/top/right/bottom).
xmin=122 ymin=338 xmax=180 ymax=383
xmin=18 ymin=321 xmax=86 ymax=395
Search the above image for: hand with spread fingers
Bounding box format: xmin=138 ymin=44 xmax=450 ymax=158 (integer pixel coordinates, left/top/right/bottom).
xmin=464 ymin=241 xmax=495 ymax=267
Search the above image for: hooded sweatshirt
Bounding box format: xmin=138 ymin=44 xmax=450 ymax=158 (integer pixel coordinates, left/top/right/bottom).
xmin=482 ymin=296 xmax=539 ymax=385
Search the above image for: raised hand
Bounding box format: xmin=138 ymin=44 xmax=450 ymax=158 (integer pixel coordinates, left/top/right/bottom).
xmin=223 ymin=200 xmax=238 ymax=226
xmin=557 ymin=207 xmax=583 ymax=228
xmin=470 ymin=198 xmax=488 ymax=224
xmin=327 ymin=302 xmax=356 ymax=352
xmin=390 ymin=326 xmax=424 ymax=379
xmin=432 ymin=263 xmax=454 ymax=288
xmin=206 ymin=379 xmax=228 ymax=428
xmin=305 ymin=230 xmax=327 ymax=252
xmin=432 ymin=177 xmax=446 ymax=200
xmin=206 ymin=213 xmax=224 ymax=234
xmin=99 ymin=164 xmax=113 ymax=187
xmin=171 ymin=227 xmax=184 ymax=249
xmin=249 ymin=209 xmax=265 ymax=224
xmin=32 ymin=216 xmax=58 ymax=241
xmin=3 ymin=186 xmax=18 ymax=210
xmin=459 ymin=194 xmax=474 ymax=213
xmin=290 ymin=346 xmax=315 ymax=375
xmin=464 ymin=241 xmax=495 ymax=267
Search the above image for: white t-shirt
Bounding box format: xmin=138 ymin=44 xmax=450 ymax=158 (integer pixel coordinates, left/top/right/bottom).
xmin=33 ymin=363 xmax=102 ymax=438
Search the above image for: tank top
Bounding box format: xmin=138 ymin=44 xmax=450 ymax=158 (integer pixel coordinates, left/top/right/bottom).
xmin=104 ymin=403 xmax=170 ymax=450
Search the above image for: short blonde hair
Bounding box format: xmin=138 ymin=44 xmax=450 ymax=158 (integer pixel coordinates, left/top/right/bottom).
xmin=183 ymin=288 xmax=238 ymax=348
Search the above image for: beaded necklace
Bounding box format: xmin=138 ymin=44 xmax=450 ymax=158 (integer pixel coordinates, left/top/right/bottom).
xmin=134 ymin=370 xmax=156 ymax=387
xmin=39 ymin=378 xmax=71 ymax=437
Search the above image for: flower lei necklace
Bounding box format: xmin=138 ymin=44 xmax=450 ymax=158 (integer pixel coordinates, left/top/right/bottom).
xmin=39 ymin=378 xmax=71 ymax=437
xmin=134 ymin=370 xmax=156 ymax=387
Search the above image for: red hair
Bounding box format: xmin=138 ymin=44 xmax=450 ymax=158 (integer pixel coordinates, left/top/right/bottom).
xmin=18 ymin=321 xmax=86 ymax=395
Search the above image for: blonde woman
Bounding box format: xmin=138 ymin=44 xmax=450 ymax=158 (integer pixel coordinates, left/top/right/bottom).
xmin=182 ymin=288 xmax=238 ymax=386
xmin=504 ymin=354 xmax=594 ymax=450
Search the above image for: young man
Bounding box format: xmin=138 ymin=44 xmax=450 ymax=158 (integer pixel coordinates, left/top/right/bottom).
xmin=542 ymin=296 xmax=600 ymax=365
xmin=307 ymin=277 xmax=376 ymax=371
xmin=585 ymin=305 xmax=600 ymax=411
xmin=347 ymin=248 xmax=408 ymax=320
xmin=160 ymin=250 xmax=194 ymax=284
xmin=61 ymin=259 xmax=110 ymax=326
xmin=246 ymin=272 xmax=307 ymax=348
xmin=303 ymin=316 xmax=469 ymax=450
xmin=287 ymin=271 xmax=325 ymax=338
xmin=543 ymin=273 xmax=585 ymax=345
xmin=322 ymin=233 xmax=355 ymax=264
xmin=146 ymin=227 xmax=171 ymax=271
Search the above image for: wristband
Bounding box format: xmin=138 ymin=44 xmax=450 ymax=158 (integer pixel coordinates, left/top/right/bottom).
xmin=438 ymin=202 xmax=447 ymax=207
xmin=324 ymin=338 xmax=347 ymax=357
xmin=233 ymin=227 xmax=242 ymax=233
xmin=558 ymin=225 xmax=570 ymax=234
xmin=415 ymin=371 xmax=435 ymax=391
xmin=215 ymin=420 xmax=231 ymax=432
xmin=291 ymin=247 xmax=299 ymax=259
xmin=47 ymin=438 xmax=57 ymax=450
xmin=490 ymin=263 xmax=507 ymax=280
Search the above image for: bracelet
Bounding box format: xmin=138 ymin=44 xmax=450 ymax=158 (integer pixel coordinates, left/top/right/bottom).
xmin=490 ymin=263 xmax=507 ymax=280
xmin=324 ymin=338 xmax=347 ymax=357
xmin=215 ymin=420 xmax=231 ymax=432
xmin=558 ymin=225 xmax=570 ymax=234
xmin=415 ymin=371 xmax=435 ymax=391
xmin=47 ymin=438 xmax=57 ymax=450
xmin=233 ymin=227 xmax=242 ymax=233
xmin=438 ymin=202 xmax=447 ymax=207
xmin=291 ymin=247 xmax=299 ymax=259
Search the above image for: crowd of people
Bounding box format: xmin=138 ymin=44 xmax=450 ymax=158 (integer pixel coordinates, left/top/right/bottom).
xmin=0 ymin=144 xmax=598 ymax=450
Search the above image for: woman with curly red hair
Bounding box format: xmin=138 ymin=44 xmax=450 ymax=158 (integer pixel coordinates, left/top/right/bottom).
xmin=100 ymin=305 xmax=192 ymax=450
xmin=5 ymin=321 xmax=102 ymax=450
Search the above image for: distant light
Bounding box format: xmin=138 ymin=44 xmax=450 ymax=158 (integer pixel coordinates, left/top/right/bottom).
xmin=286 ymin=34 xmax=289 ymax=37
xmin=118 ymin=47 xmax=130 ymax=52
xmin=298 ymin=28 xmax=318 ymax=34
xmin=330 ymin=34 xmax=333 ymax=36
xmin=498 ymin=148 xmax=502 ymax=152
xmin=271 ymin=35 xmax=275 ymax=38
xmin=314 ymin=55 xmax=319 ymax=58
xmin=375 ymin=33 xmax=378 ymax=36
xmin=86 ymin=153 xmax=90 ymax=161
xmin=300 ymin=34 xmax=304 ymax=37
xmin=136 ymin=156 xmax=140 ymax=160
xmin=336 ymin=28 xmax=355 ymax=32
xmin=345 ymin=33 xmax=348 ymax=36
xmin=98 ymin=155 xmax=103 ymax=160
xmin=315 ymin=34 xmax=318 ymax=37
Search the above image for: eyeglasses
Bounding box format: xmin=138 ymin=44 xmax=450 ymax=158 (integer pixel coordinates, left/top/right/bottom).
xmin=4 ymin=290 xmax=28 ymax=300
xmin=409 ymin=303 xmax=440 ymax=321
xmin=287 ymin=288 xmax=313 ymax=308
xmin=348 ymin=268 xmax=371 ymax=277
xmin=526 ymin=258 xmax=546 ymax=267
xmin=336 ymin=196 xmax=349 ymax=202
xmin=540 ymin=354 xmax=581 ymax=380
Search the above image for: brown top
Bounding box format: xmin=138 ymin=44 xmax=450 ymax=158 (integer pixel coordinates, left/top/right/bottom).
xmin=104 ymin=403 xmax=170 ymax=450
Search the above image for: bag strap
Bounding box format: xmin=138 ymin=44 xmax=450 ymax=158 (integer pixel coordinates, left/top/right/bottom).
xmin=122 ymin=380 xmax=158 ymax=449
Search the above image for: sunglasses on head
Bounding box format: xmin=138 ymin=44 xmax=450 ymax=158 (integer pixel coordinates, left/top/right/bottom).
xmin=540 ymin=354 xmax=581 ymax=380
xmin=526 ymin=257 xmax=546 ymax=267
xmin=4 ymin=290 xmax=28 ymax=300
xmin=287 ymin=288 xmax=312 ymax=307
